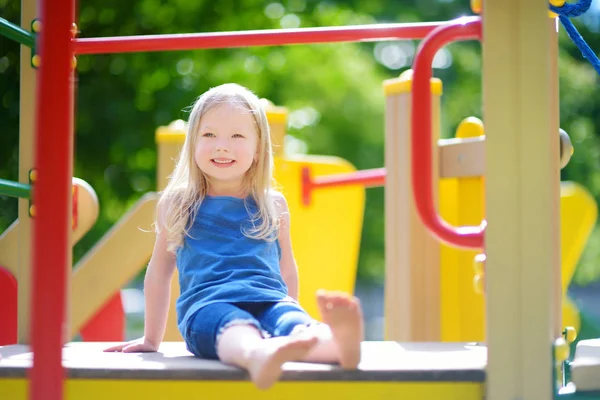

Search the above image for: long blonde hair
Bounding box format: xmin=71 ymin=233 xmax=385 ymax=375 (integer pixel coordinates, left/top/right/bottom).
xmin=158 ymin=83 xmax=279 ymax=252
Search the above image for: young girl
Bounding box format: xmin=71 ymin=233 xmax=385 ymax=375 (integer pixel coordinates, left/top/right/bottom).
xmin=105 ymin=83 xmax=364 ymax=390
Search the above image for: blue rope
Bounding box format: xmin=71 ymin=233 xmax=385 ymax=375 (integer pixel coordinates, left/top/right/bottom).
xmin=549 ymin=0 xmax=600 ymax=76
xmin=549 ymin=0 xmax=591 ymax=16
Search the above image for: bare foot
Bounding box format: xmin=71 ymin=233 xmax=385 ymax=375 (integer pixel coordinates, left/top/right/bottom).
xmin=247 ymin=335 xmax=318 ymax=390
xmin=316 ymin=290 xmax=364 ymax=369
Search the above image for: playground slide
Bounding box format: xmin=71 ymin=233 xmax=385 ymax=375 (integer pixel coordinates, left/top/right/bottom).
xmin=71 ymin=192 xmax=158 ymax=338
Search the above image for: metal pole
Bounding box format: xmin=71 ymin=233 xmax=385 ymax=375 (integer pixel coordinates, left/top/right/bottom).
xmin=73 ymin=21 xmax=446 ymax=55
xmin=0 ymin=178 xmax=31 ymax=199
xmin=0 ymin=16 xmax=35 ymax=48
xmin=29 ymin=0 xmax=73 ymax=398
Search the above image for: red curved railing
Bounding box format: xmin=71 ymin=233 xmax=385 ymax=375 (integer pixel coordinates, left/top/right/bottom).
xmin=411 ymin=16 xmax=485 ymax=249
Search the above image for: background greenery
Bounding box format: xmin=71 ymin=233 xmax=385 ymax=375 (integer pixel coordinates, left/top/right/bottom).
xmin=2 ymin=0 xmax=600 ymax=286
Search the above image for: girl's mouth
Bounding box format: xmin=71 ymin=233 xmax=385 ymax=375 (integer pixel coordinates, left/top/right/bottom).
xmin=211 ymin=158 xmax=235 ymax=168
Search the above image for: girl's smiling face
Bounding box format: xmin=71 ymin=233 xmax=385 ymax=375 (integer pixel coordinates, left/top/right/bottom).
xmin=194 ymin=103 xmax=258 ymax=195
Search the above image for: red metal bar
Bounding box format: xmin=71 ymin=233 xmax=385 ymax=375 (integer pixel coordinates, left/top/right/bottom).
xmin=301 ymin=167 xmax=313 ymax=206
xmin=313 ymin=167 xmax=385 ymax=188
xmin=301 ymin=166 xmax=385 ymax=205
xmin=411 ymin=16 xmax=484 ymax=250
xmin=30 ymin=0 xmax=73 ymax=398
xmin=73 ymin=21 xmax=449 ymax=55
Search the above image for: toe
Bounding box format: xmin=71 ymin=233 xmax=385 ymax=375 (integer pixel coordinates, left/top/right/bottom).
xmin=316 ymin=289 xmax=333 ymax=302
xmin=316 ymin=292 xmax=329 ymax=308
xmin=332 ymin=293 xmax=352 ymax=307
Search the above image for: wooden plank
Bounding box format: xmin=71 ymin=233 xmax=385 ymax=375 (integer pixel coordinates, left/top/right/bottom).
xmin=483 ymin=1 xmax=559 ymax=399
xmin=0 ymin=342 xmax=486 ymax=382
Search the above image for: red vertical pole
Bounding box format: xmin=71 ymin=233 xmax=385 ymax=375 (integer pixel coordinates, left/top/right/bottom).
xmin=30 ymin=0 xmax=73 ymax=398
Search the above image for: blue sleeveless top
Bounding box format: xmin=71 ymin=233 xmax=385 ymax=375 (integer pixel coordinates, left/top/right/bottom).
xmin=175 ymin=195 xmax=289 ymax=335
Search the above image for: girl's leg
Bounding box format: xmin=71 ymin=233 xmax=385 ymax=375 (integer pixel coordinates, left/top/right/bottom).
xmin=307 ymin=290 xmax=364 ymax=369
xmin=217 ymin=325 xmax=318 ymax=390
xmin=259 ymin=291 xmax=364 ymax=369
xmin=186 ymin=302 xmax=318 ymax=390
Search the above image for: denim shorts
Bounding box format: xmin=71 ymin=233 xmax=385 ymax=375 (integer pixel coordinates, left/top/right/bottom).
xmin=183 ymin=301 xmax=315 ymax=359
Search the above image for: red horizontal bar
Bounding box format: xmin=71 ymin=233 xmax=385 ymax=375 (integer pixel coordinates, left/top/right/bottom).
xmin=312 ymin=168 xmax=385 ymax=189
xmin=411 ymin=16 xmax=484 ymax=250
xmin=73 ymin=21 xmax=448 ymax=55
xmin=301 ymin=166 xmax=385 ymax=206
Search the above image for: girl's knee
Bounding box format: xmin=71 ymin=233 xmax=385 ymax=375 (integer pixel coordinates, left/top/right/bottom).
xmin=217 ymin=318 xmax=266 ymax=342
xmin=273 ymin=316 xmax=318 ymax=337
xmin=185 ymin=304 xmax=263 ymax=359
xmin=259 ymin=301 xmax=318 ymax=337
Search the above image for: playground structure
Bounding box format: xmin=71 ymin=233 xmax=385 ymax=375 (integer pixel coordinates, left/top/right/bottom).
xmin=2 ymin=1 xmax=600 ymax=400
xmin=2 ymin=85 xmax=595 ymax=345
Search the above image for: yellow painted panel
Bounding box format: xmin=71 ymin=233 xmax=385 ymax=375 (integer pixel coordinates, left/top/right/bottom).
xmin=439 ymin=178 xmax=462 ymax=341
xmin=438 ymin=173 xmax=486 ymax=342
xmin=437 ymin=180 xmax=596 ymax=341
xmin=559 ymin=181 xmax=598 ymax=332
xmin=0 ymin=379 xmax=483 ymax=400
xmin=273 ymin=155 xmax=364 ymax=319
xmin=436 ymin=118 xmax=593 ymax=341
xmin=454 ymin=176 xmax=485 ymax=342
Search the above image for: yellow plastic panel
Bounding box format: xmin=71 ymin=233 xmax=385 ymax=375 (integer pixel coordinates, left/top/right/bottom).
xmin=0 ymin=378 xmax=483 ymax=400
xmin=274 ymin=155 xmax=364 ymax=319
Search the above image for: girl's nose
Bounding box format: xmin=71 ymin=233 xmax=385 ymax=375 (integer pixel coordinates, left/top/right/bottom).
xmin=214 ymin=140 xmax=229 ymax=152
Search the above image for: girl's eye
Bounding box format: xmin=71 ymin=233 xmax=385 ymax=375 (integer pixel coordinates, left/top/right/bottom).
xmin=233 ymin=133 xmax=244 ymax=138
xmin=202 ymin=132 xmax=215 ymax=137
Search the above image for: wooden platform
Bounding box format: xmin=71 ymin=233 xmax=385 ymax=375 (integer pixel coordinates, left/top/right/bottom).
xmin=0 ymin=341 xmax=486 ymax=382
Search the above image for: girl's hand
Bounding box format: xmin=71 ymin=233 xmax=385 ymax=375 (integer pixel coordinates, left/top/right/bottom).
xmin=103 ymin=337 xmax=159 ymax=353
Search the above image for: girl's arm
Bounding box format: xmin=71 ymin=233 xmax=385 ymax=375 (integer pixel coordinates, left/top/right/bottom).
xmin=104 ymin=197 xmax=176 ymax=352
xmin=142 ymin=198 xmax=177 ymax=348
xmin=275 ymin=192 xmax=299 ymax=301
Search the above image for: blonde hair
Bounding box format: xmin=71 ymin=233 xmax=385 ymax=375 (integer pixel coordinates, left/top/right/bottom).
xmin=158 ymin=83 xmax=279 ymax=252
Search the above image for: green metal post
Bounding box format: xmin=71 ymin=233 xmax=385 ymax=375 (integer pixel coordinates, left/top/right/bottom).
xmin=0 ymin=17 xmax=35 ymax=48
xmin=0 ymin=178 xmax=32 ymax=199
